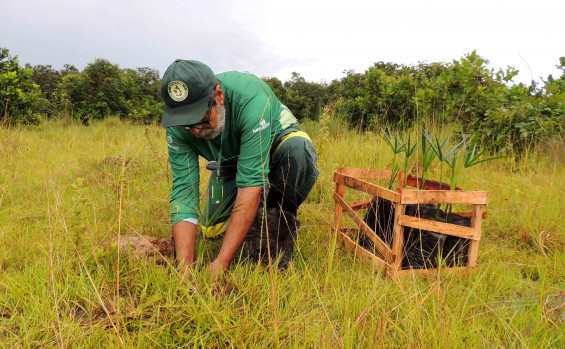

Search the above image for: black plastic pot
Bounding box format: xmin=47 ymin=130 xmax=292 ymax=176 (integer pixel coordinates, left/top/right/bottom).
xmin=442 ymin=213 xmax=471 ymax=267
xmin=362 ymin=197 xmax=470 ymax=270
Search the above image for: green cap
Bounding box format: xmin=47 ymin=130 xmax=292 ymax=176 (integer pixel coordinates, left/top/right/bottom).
xmin=160 ymin=59 xmax=217 ymax=128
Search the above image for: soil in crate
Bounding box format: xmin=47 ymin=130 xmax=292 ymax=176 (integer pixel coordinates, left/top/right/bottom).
xmin=361 ymin=197 xmax=470 ymax=269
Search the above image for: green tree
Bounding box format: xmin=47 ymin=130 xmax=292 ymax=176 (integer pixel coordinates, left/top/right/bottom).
xmin=61 ymin=64 xmax=79 ymax=76
xmin=123 ymin=67 xmax=161 ymax=100
xmin=283 ymin=72 xmax=328 ymax=120
xmin=416 ymin=51 xmax=513 ymax=125
xmin=83 ymin=58 xmax=129 ymax=118
xmin=332 ymin=70 xmax=366 ymax=128
xmin=29 ymin=64 xmax=62 ymax=100
xmin=0 ymin=48 xmax=43 ymax=125
xmin=332 ymin=66 xmax=417 ymax=130
xmin=28 ymin=64 xmax=62 ymax=117
xmin=479 ymin=57 xmax=565 ymax=152
xmin=545 ymin=57 xmax=565 ymax=95
xmin=57 ymin=58 xmax=130 ymax=123
xmin=262 ymin=76 xmax=286 ymax=103
xmin=123 ymin=67 xmax=163 ymax=124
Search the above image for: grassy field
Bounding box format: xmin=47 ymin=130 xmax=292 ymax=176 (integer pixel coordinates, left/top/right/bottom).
xmin=1 ymin=118 xmax=564 ymax=347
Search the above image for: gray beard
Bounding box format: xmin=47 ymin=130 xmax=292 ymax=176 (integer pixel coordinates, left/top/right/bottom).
xmin=197 ymin=105 xmax=225 ymax=140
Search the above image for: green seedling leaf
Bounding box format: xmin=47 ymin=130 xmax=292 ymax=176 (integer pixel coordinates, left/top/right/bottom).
xmin=202 ymin=199 xmax=243 ymax=228
xmin=402 ymin=134 xmax=418 ymax=186
xmin=424 ymin=129 xmax=451 ymax=162
xmin=421 ymin=127 xmax=437 ymax=173
xmin=382 ymin=127 xmax=405 ymax=154
xmin=387 ymin=164 xmax=401 ymax=190
xmin=404 ymin=134 xmax=418 ymax=158
xmin=444 ymin=138 xmax=465 ymax=167
xmin=464 ymin=128 xmax=508 ymax=168
xmin=422 ymin=145 xmax=436 ymax=173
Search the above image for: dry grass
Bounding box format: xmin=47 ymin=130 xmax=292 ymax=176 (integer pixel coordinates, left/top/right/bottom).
xmin=0 ymin=117 xmax=564 ymax=347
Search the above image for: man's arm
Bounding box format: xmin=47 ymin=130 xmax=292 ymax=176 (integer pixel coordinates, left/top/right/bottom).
xmin=173 ymin=221 xmax=198 ymax=272
xmin=207 ymin=90 xmax=272 ymax=275
xmin=209 ymin=186 xmax=262 ymax=274
xmin=166 ymin=128 xmax=201 ymax=274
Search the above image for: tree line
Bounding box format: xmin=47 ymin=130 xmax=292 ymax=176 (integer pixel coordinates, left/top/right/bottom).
xmin=268 ymin=52 xmax=565 ymax=153
xmin=1 ymin=47 xmax=162 ymax=125
xmin=1 ymin=47 xmax=564 ymax=152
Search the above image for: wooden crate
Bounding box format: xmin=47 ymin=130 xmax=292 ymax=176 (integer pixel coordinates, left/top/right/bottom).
xmin=333 ymin=167 xmax=488 ymax=278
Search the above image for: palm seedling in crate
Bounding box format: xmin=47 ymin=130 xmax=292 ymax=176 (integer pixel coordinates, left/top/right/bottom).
xmin=333 ymin=127 xmax=500 ymax=277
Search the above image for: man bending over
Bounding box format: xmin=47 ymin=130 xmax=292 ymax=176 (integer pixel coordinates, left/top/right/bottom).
xmin=160 ymin=60 xmax=319 ymax=276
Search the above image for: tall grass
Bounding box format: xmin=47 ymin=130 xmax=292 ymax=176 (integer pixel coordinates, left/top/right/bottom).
xmin=0 ymin=117 xmax=564 ymax=347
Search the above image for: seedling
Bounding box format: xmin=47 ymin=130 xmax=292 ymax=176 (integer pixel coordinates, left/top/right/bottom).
xmin=382 ymin=127 xmax=405 ymax=189
xmin=423 ymin=129 xmax=454 ymax=189
xmin=464 ymin=128 xmax=507 ymax=168
xmin=420 ymin=127 xmax=437 ymax=189
xmin=402 ymin=133 xmax=418 ymax=186
xmin=442 ymin=128 xmax=505 ymax=218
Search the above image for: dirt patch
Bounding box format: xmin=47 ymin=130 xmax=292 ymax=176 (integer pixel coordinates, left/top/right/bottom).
xmin=101 ymin=235 xmax=175 ymax=264
xmin=101 ymin=208 xmax=300 ymax=269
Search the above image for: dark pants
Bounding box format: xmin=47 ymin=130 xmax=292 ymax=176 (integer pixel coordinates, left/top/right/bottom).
xmin=201 ymin=134 xmax=319 ymax=238
xmin=266 ymin=134 xmax=320 ymax=216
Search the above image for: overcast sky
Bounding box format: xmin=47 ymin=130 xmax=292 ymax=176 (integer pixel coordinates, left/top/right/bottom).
xmin=1 ymin=0 xmax=563 ymax=84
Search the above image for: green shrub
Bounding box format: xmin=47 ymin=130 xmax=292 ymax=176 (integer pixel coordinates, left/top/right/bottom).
xmin=0 ymin=48 xmax=43 ymax=125
xmin=127 ymin=96 xmax=164 ymax=124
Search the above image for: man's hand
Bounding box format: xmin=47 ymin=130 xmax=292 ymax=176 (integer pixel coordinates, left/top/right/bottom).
xmin=207 ymin=259 xmax=224 ymax=280
xmin=210 ymin=186 xmax=262 ymax=272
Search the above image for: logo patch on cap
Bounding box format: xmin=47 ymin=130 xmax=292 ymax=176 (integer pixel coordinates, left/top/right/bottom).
xmin=168 ymin=81 xmax=188 ymax=102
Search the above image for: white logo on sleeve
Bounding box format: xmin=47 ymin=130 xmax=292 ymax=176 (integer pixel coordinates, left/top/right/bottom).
xmin=253 ymin=119 xmax=270 ymax=133
xmin=167 ymin=135 xmax=179 ymax=150
xmin=168 ymin=81 xmax=188 ymax=102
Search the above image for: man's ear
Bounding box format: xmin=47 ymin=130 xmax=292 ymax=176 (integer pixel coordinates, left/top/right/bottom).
xmin=215 ymin=85 xmax=225 ymax=106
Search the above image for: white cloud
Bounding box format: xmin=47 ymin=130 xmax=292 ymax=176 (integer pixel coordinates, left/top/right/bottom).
xmin=1 ymin=0 xmax=563 ymax=83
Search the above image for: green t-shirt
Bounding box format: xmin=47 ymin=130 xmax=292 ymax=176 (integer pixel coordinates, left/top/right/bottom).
xmin=166 ymin=71 xmax=298 ymax=226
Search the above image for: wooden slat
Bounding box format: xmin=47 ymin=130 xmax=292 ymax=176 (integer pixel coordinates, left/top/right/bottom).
xmin=334 ymin=172 xmax=401 ymax=203
xmin=389 ymin=203 xmax=407 ymax=277
xmin=340 ymin=228 xmax=360 ymax=237
xmin=349 ymin=198 xmax=373 ymax=211
xmin=398 ymin=215 xmax=480 ymax=240
xmin=336 ymin=168 xmax=393 ymax=181
xmin=329 ymin=177 xmax=345 ymax=246
xmin=452 ymin=211 xmax=488 ymax=219
xmin=405 ymin=174 xmax=460 ymax=190
xmin=332 ymin=168 xmax=489 ymax=278
xmin=398 ymin=189 xmax=489 ymax=205
xmin=334 ymin=180 xmax=345 ymax=234
xmin=393 ymin=266 xmax=470 ymax=278
xmin=334 ymin=193 xmax=394 ymax=262
xmin=467 ymin=205 xmax=485 ymax=267
xmin=338 ymin=230 xmax=389 ymax=270
xmin=396 ymin=171 xmax=406 ymax=188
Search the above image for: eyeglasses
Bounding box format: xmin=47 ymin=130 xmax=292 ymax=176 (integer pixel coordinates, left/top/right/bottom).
xmin=183 ymin=99 xmax=215 ymax=130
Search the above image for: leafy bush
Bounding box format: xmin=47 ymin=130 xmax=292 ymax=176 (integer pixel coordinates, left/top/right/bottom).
xmin=476 ymin=58 xmax=565 ymax=153
xmin=263 ymin=73 xmax=330 ymax=121
xmin=0 ymin=48 xmax=43 ymax=125
xmin=127 ymin=96 xmax=164 ymax=124
xmin=330 ymin=52 xmax=565 ymax=153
